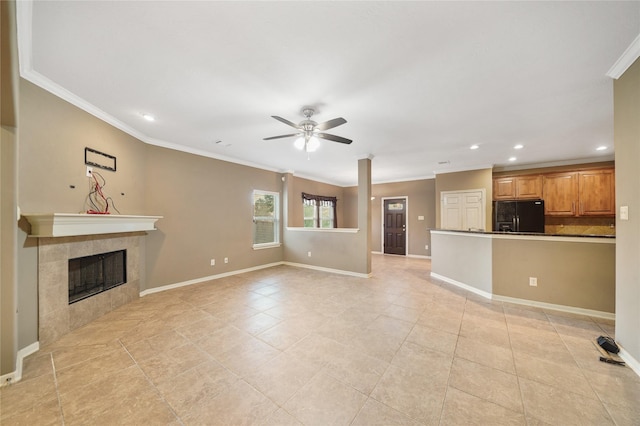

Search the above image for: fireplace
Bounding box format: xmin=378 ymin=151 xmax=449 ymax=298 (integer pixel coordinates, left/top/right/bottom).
xmin=68 ymin=249 xmax=127 ymax=304
xmin=37 ymin=233 xmax=143 ymax=346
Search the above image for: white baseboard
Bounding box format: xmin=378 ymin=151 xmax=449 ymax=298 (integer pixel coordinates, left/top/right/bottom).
xmin=140 ymin=262 xmax=284 ymax=297
xmin=372 ymin=251 xmax=430 ymax=260
xmin=492 ymin=294 xmax=615 ymax=320
xmin=619 ymin=346 xmax=640 ymax=378
xmin=430 ymin=272 xmax=493 ymax=300
xmin=0 ymin=341 xmax=40 ymax=387
xmin=282 ymin=261 xmax=372 ymax=278
xmin=429 ymin=272 xmax=614 ymax=320
xmin=141 ymin=261 xmax=372 ymax=297
xmin=407 ymin=254 xmax=431 ymax=260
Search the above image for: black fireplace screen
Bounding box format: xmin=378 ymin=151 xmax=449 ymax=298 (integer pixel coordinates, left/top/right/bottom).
xmin=68 ymin=250 xmax=127 ymax=304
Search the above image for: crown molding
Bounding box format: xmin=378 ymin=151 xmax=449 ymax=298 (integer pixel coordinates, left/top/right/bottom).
xmin=493 ymin=156 xmax=615 ymax=173
xmin=607 ymin=33 xmax=640 ymax=79
xmin=433 ymin=164 xmax=494 ymax=175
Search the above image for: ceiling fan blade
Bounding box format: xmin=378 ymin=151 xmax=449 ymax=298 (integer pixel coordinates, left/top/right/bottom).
xmin=271 ymin=116 xmax=300 ymax=129
xmin=315 ymin=117 xmax=347 ymax=131
xmin=263 ymin=133 xmax=300 ymax=141
xmin=316 ymin=133 xmax=352 ymax=144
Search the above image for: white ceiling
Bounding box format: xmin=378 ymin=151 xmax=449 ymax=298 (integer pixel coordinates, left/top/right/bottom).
xmin=18 ymin=1 xmax=639 ymax=186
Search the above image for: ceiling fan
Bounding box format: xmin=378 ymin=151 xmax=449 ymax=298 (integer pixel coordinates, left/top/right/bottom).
xmin=263 ymin=108 xmax=352 ymax=153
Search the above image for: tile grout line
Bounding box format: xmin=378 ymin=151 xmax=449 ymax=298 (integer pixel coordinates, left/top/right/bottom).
xmin=548 ymin=316 xmax=621 ymax=424
xmin=50 ymin=352 xmax=67 ymax=426
xmin=503 ymin=303 xmax=531 ymax=423
xmin=436 ymin=296 xmax=469 ymax=425
xmin=117 ymin=339 xmax=185 ymax=426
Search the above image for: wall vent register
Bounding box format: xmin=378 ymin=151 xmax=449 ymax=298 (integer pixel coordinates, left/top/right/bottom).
xmin=68 ymin=250 xmax=126 ymax=304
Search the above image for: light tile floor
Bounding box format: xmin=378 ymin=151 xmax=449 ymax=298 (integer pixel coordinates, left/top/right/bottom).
xmin=2 ymin=254 xmax=639 ymax=425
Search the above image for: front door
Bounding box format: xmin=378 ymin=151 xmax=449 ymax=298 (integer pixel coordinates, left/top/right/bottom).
xmin=384 ymin=198 xmax=406 ymax=255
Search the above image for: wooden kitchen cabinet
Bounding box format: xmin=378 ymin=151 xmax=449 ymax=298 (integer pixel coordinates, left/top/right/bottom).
xmin=543 ymin=168 xmax=615 ymax=217
xmin=493 ymin=175 xmax=543 ymax=200
xmin=515 ymin=175 xmax=543 ymax=199
xmin=543 ymin=172 xmax=578 ymax=216
xmin=493 ymin=177 xmax=516 ymax=199
xmin=578 ymin=169 xmax=615 ymax=216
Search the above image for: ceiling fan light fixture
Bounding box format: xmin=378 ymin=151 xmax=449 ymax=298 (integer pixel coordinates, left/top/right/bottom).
xmin=307 ymin=136 xmax=320 ymax=152
xmin=294 ymin=137 xmax=305 ymax=150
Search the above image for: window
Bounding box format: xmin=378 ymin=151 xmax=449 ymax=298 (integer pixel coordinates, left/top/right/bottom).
xmin=302 ymin=193 xmax=337 ymax=228
xmin=253 ymin=190 xmax=280 ymax=248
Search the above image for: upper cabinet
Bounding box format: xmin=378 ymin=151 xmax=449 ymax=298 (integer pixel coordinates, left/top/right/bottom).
xmin=495 ymin=167 xmax=615 ymax=217
xmin=578 ymin=169 xmax=615 ymax=216
xmin=493 ymin=177 xmax=516 ymax=199
xmin=543 ymin=173 xmax=579 ymax=215
xmin=543 ymin=168 xmax=615 ymax=217
xmin=493 ymin=175 xmax=543 ymax=200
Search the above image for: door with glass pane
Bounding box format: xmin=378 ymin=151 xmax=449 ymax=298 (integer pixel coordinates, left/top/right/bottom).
xmin=384 ymin=198 xmax=406 ymax=255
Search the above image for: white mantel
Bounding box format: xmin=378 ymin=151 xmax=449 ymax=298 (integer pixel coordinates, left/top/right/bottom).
xmin=23 ymin=213 xmax=162 ymax=237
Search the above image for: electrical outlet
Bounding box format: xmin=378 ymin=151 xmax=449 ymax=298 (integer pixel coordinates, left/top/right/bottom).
xmin=425 ymin=245 xmax=429 ymax=250
xmin=307 ymin=251 xmax=312 ymax=257
xmin=529 ymin=277 xmax=538 ymax=287
xmin=224 ymin=257 xmax=229 ymax=264
xmin=210 ymin=259 xmax=215 ymax=266
xmin=86 ymin=166 xmax=93 ymax=177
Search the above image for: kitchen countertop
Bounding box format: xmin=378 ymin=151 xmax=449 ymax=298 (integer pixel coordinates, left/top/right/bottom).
xmin=430 ymin=229 xmax=615 ymax=239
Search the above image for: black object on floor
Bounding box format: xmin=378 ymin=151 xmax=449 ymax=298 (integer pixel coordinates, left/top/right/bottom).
xmin=597 ymin=335 xmax=620 ymax=354
xmin=599 ymin=356 xmax=625 ymax=366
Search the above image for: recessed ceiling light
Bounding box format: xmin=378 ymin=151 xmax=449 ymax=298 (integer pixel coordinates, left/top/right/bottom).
xmin=508 ymin=157 xmax=517 ymax=162
xmin=596 ymin=146 xmax=607 ymax=151
xmin=514 ymin=144 xmax=524 ymax=150
xmin=142 ymin=113 xmax=155 ymax=122
xmin=470 ymin=144 xmax=479 ymax=150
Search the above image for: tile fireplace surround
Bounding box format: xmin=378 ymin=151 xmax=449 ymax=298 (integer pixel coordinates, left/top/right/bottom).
xmin=38 ymin=232 xmax=144 ymax=346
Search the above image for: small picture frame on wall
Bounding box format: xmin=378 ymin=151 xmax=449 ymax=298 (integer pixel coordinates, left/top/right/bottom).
xmin=85 ymin=147 xmax=116 ymax=172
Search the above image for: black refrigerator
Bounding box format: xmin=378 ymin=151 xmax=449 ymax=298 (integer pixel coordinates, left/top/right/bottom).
xmin=493 ymin=200 xmax=545 ymax=233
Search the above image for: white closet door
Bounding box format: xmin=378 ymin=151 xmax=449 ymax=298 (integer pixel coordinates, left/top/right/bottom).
xmin=441 ymin=189 xmax=485 ymax=230
xmin=442 ymin=192 xmax=463 ymax=230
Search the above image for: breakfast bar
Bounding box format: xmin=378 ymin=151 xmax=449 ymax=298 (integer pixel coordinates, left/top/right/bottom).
xmin=430 ymin=230 xmax=616 ymax=317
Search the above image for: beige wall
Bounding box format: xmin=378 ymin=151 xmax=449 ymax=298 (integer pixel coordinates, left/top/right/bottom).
xmin=342 ymin=186 xmax=358 ymax=228
xmin=283 ymin=158 xmax=372 ymax=275
xmin=144 ymin=145 xmax=283 ymax=288
xmin=431 ymin=231 xmax=493 ymax=294
xmin=18 ymin=81 xmax=148 ymax=215
xmin=289 ymin=176 xmax=345 ymax=227
xmin=1 ymin=127 xmax=18 ymax=375
xmin=370 ymin=179 xmax=435 ymax=256
xmin=1 ymin=0 xmax=19 ymax=376
xmin=614 ymin=58 xmax=640 ymax=362
xmin=435 ymin=168 xmax=493 ymax=231
xmin=492 ymin=238 xmax=615 ymax=313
